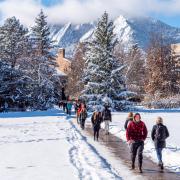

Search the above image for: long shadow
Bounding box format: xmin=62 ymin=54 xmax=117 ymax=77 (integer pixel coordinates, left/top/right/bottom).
xmin=0 ymin=109 xmax=67 ymax=118
xmin=112 ymin=109 xmax=180 ymax=115
xmin=69 ymin=121 xmax=122 ymax=179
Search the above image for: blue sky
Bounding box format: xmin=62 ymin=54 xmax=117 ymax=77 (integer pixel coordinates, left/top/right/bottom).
xmin=41 ymin=0 xmax=180 ymax=27
xmin=0 ymin=0 xmax=180 ymax=27
xmin=41 ymin=0 xmax=62 ymax=7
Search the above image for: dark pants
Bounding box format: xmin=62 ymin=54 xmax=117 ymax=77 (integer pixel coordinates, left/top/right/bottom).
xmin=94 ymin=128 xmax=100 ymax=141
xmin=130 ymin=141 xmax=144 ymax=168
xmin=156 ymin=148 xmax=163 ymax=164
xmin=68 ymin=109 xmax=71 ymax=115
xmin=63 ymin=104 xmax=66 ymax=112
xmin=80 ymin=119 xmax=85 ymax=129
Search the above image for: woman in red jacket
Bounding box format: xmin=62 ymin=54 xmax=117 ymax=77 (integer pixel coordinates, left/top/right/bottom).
xmin=126 ymin=113 xmax=148 ymax=173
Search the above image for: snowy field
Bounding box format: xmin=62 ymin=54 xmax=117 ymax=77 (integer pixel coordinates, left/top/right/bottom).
xmin=97 ymin=112 xmax=180 ymax=173
xmin=0 ymin=109 xmax=145 ymax=180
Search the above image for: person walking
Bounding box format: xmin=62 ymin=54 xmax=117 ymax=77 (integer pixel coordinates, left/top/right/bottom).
xmin=126 ymin=113 xmax=148 ymax=173
xmin=4 ymin=102 xmax=8 ymax=113
xmin=63 ymin=101 xmax=67 ymax=112
xmin=79 ymin=105 xmax=88 ymax=130
xmin=76 ymin=102 xmax=81 ymax=124
xmin=102 ymin=105 xmax=112 ymax=135
xmin=151 ymin=117 xmax=169 ymax=170
xmin=124 ymin=112 xmax=134 ymax=130
xmin=59 ymin=101 xmax=63 ymax=109
xmin=67 ymin=101 xmax=72 ymax=115
xmin=91 ymin=108 xmax=102 ymax=141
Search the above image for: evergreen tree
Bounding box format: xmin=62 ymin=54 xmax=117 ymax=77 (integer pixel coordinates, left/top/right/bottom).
xmin=0 ymin=17 xmax=28 ymax=68
xmin=82 ymin=12 xmax=132 ymax=110
xmin=30 ymin=10 xmax=61 ymax=110
xmin=0 ymin=17 xmax=32 ymax=109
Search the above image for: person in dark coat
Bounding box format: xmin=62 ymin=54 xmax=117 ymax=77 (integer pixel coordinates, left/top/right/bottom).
xmin=63 ymin=101 xmax=67 ymax=112
xmin=91 ymin=109 xmax=102 ymax=141
xmin=79 ymin=105 xmax=88 ymax=130
xmin=124 ymin=112 xmax=134 ymax=130
xmin=126 ymin=113 xmax=148 ymax=173
xmin=151 ymin=117 xmax=169 ymax=170
xmin=102 ymin=105 xmax=112 ymax=135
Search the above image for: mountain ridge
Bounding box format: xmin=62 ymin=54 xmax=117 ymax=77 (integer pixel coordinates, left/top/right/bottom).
xmin=50 ymin=15 xmax=180 ymax=57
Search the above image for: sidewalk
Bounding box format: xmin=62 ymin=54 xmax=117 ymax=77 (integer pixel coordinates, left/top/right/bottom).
xmin=74 ymin=119 xmax=180 ymax=180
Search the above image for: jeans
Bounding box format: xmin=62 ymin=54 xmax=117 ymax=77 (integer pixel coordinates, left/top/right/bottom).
xmin=130 ymin=141 xmax=144 ymax=168
xmin=156 ymin=148 xmax=163 ymax=163
xmin=80 ymin=119 xmax=85 ymax=129
xmin=94 ymin=129 xmax=100 ymax=141
xmin=104 ymin=120 xmax=109 ymax=134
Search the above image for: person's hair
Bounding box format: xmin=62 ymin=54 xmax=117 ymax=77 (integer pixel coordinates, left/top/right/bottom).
xmin=128 ymin=112 xmax=133 ymax=118
xmin=156 ymin=116 xmax=163 ymax=124
xmin=133 ymin=113 xmax=141 ymax=121
xmin=94 ymin=112 xmax=101 ymax=121
xmin=93 ymin=112 xmax=97 ymax=121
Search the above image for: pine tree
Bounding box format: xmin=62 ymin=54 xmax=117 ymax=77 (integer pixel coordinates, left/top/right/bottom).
xmin=30 ymin=10 xmax=61 ymax=110
xmin=0 ymin=17 xmax=28 ymax=68
xmin=82 ymin=12 xmax=132 ymax=110
xmin=0 ymin=17 xmax=32 ymax=109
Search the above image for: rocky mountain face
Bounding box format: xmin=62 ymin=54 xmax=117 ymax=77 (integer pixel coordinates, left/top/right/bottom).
xmin=50 ymin=15 xmax=180 ymax=57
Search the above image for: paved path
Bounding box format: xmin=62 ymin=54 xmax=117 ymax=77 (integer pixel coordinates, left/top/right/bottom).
xmin=74 ymin=120 xmax=180 ymax=180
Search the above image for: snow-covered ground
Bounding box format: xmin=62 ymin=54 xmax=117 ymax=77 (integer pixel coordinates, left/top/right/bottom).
xmin=99 ymin=112 xmax=180 ymax=173
xmin=0 ymin=109 xmax=143 ymax=180
xmin=0 ymin=109 xmax=179 ymax=180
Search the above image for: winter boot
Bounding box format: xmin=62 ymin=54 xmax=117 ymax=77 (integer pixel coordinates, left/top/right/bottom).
xmin=131 ymin=163 xmax=135 ymax=170
xmin=160 ymin=163 xmax=164 ymax=170
xmin=139 ymin=167 xmax=143 ymax=173
xmin=138 ymin=163 xmax=143 ymax=173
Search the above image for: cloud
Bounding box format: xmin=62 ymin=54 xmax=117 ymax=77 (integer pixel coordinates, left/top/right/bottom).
xmin=0 ymin=0 xmax=180 ymax=26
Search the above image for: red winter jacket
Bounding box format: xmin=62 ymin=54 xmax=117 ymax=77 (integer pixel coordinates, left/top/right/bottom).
xmin=126 ymin=120 xmax=148 ymax=142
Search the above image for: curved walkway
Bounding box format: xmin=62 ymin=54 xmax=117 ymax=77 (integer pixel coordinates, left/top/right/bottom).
xmin=75 ymin=120 xmax=180 ymax=180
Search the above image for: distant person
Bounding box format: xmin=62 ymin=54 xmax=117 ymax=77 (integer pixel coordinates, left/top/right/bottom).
xmin=63 ymin=101 xmax=67 ymax=112
xmin=151 ymin=117 xmax=169 ymax=170
xmin=124 ymin=112 xmax=134 ymax=130
xmin=91 ymin=108 xmax=102 ymax=141
xmin=74 ymin=100 xmax=79 ymax=114
xmin=67 ymin=101 xmax=73 ymax=115
xmin=75 ymin=101 xmax=81 ymax=124
xmin=59 ymin=101 xmax=63 ymax=109
xmin=79 ymin=105 xmax=88 ymax=130
xmin=102 ymin=105 xmax=112 ymax=135
xmin=126 ymin=113 xmax=148 ymax=173
xmin=4 ymin=102 xmax=8 ymax=113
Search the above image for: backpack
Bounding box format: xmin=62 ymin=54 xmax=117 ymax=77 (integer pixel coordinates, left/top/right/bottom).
xmin=103 ymin=109 xmax=111 ymax=120
xmin=155 ymin=125 xmax=166 ymax=141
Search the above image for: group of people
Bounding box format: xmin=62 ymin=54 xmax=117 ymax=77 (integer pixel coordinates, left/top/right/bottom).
xmin=75 ymin=103 xmax=112 ymax=141
xmin=91 ymin=105 xmax=112 ymax=141
xmin=0 ymin=101 xmax=8 ymax=112
xmin=61 ymin=101 xmax=170 ymax=173
xmin=59 ymin=100 xmax=73 ymax=115
xmin=125 ymin=112 xmax=169 ymax=173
